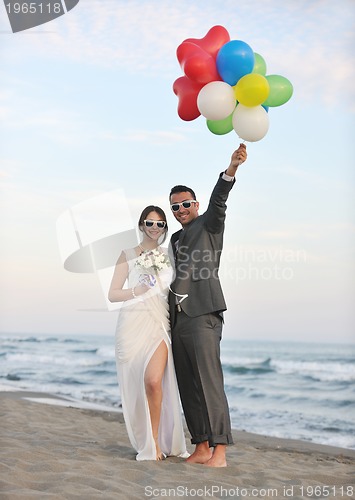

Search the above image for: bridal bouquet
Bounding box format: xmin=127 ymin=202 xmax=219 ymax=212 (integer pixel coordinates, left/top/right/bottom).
xmin=135 ymin=249 xmax=171 ymax=274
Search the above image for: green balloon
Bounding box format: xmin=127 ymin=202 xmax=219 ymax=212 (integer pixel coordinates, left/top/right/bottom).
xmin=207 ymin=113 xmax=234 ymax=135
xmin=252 ymin=53 xmax=267 ymax=75
xmin=263 ymin=75 xmax=293 ymax=107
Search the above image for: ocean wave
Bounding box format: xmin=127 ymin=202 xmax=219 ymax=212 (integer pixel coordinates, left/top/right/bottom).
xmin=223 ymin=356 xmax=355 ymax=383
xmin=223 ymin=357 xmax=274 ymax=375
xmin=4 ymin=352 xmax=111 ymax=368
xmin=81 ymin=369 xmax=116 ymax=377
xmin=5 ymin=374 xmax=21 ymax=381
xmin=71 ymin=348 xmax=99 ymax=354
xmin=229 ymin=405 xmax=355 ymax=449
xmin=271 ymin=359 xmax=355 ymax=382
xmin=51 ymin=377 xmax=87 ymax=385
xmin=1 ymin=336 xmax=82 ymax=344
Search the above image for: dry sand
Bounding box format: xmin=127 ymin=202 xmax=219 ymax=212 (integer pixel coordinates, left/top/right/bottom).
xmin=0 ymin=390 xmax=354 ymax=499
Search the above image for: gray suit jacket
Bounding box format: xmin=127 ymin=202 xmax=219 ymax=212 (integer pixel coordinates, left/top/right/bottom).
xmin=169 ymin=173 xmax=235 ymax=324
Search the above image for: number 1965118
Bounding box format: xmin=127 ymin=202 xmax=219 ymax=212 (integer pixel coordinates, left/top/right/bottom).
xmin=300 ymin=485 xmax=354 ymax=497
xmin=5 ymin=3 xmax=62 ymax=14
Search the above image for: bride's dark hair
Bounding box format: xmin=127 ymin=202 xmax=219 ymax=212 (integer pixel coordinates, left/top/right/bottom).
xmin=138 ymin=205 xmax=168 ymax=244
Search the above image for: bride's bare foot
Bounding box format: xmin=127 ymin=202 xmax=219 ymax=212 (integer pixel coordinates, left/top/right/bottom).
xmin=155 ymin=442 xmax=165 ymax=461
xmin=186 ymin=442 xmax=212 ymax=464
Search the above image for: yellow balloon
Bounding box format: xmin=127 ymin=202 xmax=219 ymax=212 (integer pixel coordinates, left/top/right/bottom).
xmin=235 ymin=74 xmax=270 ymax=107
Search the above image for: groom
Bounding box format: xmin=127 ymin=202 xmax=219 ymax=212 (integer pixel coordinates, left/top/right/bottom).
xmin=168 ymin=144 xmax=247 ymax=467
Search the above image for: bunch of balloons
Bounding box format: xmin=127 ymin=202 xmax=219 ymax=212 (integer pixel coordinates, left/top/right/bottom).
xmin=173 ymin=26 xmax=293 ymax=142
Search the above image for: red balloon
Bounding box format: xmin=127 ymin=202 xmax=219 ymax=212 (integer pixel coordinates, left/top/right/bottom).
xmin=176 ymin=25 xmax=230 ymax=85
xmin=184 ymin=25 xmax=230 ymax=58
xmin=173 ymin=76 xmax=204 ymax=121
xmin=177 ymin=42 xmax=221 ymax=84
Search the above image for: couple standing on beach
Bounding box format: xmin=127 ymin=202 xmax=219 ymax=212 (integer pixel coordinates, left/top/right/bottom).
xmin=108 ymin=144 xmax=247 ymax=468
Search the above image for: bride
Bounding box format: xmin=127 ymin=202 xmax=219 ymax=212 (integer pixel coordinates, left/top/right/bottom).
xmin=108 ymin=205 xmax=188 ymax=461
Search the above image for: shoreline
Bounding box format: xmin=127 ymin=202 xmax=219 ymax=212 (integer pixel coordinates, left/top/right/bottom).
xmin=1 ymin=389 xmax=355 ymax=499
xmin=2 ymin=336 xmax=354 ymax=454
xmin=1 ymin=386 xmax=355 ymax=458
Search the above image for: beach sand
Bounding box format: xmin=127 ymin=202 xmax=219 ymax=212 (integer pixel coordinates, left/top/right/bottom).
xmin=1 ymin=391 xmax=354 ymax=499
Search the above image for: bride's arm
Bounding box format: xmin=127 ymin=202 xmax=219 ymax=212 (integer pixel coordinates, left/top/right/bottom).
xmin=108 ymin=251 xmax=148 ymax=302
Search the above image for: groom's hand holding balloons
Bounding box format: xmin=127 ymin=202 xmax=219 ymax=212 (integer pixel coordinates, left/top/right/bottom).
xmin=226 ymin=144 xmax=247 ymax=176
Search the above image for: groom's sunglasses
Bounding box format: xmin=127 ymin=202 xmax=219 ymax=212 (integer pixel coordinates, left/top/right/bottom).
xmin=143 ymin=219 xmax=166 ymax=229
xmin=170 ymin=200 xmax=197 ymax=212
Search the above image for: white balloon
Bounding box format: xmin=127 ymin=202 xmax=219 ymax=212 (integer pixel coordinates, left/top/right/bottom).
xmin=232 ymin=104 xmax=269 ymax=142
xmin=197 ymin=81 xmax=236 ymax=121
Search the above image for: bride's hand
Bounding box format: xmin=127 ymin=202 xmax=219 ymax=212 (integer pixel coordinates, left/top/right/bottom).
xmin=139 ymin=274 xmax=156 ymax=288
xmin=134 ymin=284 xmax=150 ymax=296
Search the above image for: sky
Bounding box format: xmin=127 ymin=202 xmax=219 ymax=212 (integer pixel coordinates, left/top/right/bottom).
xmin=0 ymin=0 xmax=354 ymax=343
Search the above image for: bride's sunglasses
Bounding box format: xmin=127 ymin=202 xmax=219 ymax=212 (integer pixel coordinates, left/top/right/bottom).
xmin=170 ymin=200 xmax=197 ymax=212
xmin=143 ymin=219 xmax=166 ymax=229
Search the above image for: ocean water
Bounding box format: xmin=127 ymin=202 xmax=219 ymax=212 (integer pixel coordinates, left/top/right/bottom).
xmin=1 ymin=334 xmax=354 ymax=450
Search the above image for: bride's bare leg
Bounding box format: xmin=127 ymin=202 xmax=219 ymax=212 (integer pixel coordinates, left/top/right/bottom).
xmin=144 ymin=341 xmax=168 ymax=460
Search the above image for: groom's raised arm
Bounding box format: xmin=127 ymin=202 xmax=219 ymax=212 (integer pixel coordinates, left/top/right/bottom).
xmin=204 ymin=144 xmax=247 ymax=233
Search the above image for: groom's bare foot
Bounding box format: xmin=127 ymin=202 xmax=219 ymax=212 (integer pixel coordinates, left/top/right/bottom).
xmin=186 ymin=442 xmax=212 ymax=464
xmin=204 ymin=456 xmax=227 ymax=467
xmin=204 ymin=444 xmax=227 ymax=467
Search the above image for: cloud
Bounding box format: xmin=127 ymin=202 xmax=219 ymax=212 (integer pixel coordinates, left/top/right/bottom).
xmin=0 ymin=170 xmax=10 ymax=178
xmin=0 ymin=90 xmax=109 ymax=146
xmin=2 ymin=0 xmax=354 ymax=106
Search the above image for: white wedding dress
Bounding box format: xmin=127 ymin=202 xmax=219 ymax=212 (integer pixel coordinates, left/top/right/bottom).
xmin=115 ymin=247 xmax=188 ymax=460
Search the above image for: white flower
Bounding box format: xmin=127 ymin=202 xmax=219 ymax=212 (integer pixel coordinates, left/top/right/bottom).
xmin=135 ymin=249 xmax=171 ymax=273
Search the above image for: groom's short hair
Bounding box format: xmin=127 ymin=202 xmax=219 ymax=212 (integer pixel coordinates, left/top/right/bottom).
xmin=169 ymin=185 xmax=196 ymax=200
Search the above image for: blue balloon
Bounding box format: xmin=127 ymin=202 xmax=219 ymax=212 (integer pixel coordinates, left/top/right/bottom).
xmin=216 ymin=40 xmax=255 ymax=86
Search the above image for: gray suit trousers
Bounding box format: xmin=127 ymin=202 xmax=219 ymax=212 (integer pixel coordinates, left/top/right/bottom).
xmin=171 ymin=310 xmax=233 ymax=447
